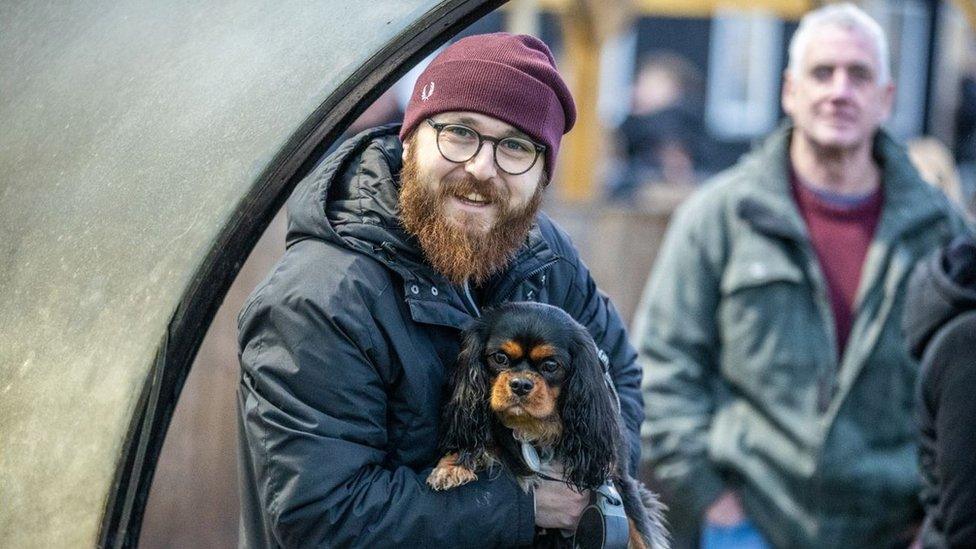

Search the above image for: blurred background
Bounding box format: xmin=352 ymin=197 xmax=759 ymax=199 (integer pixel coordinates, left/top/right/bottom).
xmin=140 ymin=1 xmax=976 ymax=546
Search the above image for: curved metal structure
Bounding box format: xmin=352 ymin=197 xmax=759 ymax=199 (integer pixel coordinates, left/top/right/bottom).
xmin=0 ymin=1 xmax=503 ymax=546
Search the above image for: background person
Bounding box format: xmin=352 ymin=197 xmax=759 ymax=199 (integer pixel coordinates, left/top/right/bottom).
xmin=903 ymin=236 xmax=976 ymax=548
xmin=608 ymin=53 xmax=714 ymax=201
xmin=634 ymin=4 xmax=971 ymax=548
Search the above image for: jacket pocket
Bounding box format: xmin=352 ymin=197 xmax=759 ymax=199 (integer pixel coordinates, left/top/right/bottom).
xmin=717 ymin=247 xmax=822 ymax=413
xmin=720 ymin=253 xmax=803 ymax=294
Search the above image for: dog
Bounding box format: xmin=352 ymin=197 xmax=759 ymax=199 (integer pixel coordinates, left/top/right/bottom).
xmin=427 ymin=302 xmax=669 ymax=549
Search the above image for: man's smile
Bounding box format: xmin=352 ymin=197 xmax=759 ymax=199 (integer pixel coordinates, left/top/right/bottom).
xmin=454 ymin=191 xmax=492 ymax=207
xmin=444 ymin=187 xmax=500 ymax=217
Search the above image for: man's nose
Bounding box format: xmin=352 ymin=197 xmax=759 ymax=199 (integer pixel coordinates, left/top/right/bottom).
xmin=509 ymin=377 xmax=534 ymax=397
xmin=828 ymin=71 xmax=855 ymax=99
xmin=465 ymin=141 xmax=498 ymax=180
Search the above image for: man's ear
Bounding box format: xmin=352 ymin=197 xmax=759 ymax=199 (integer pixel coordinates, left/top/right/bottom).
xmin=878 ymin=81 xmax=896 ymax=122
xmin=401 ymin=138 xmax=410 ymax=164
xmin=781 ymin=70 xmax=795 ymax=116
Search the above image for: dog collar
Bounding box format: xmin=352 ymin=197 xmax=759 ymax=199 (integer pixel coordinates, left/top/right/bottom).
xmin=520 ymin=441 xmax=554 ymax=474
xmin=521 ymin=441 xmax=630 ymax=549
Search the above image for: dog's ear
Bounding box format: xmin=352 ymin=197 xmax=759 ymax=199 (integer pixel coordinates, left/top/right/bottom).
xmin=557 ymin=326 xmax=619 ymax=490
xmin=440 ymin=320 xmax=494 ymax=469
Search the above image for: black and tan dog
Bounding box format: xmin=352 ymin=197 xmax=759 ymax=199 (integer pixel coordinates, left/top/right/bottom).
xmin=428 ymin=302 xmax=668 ymax=549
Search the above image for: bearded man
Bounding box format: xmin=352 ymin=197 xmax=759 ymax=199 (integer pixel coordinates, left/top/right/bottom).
xmin=236 ymin=33 xmax=644 ymax=548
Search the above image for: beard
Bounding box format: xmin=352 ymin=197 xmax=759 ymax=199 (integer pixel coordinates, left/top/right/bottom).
xmin=398 ymin=141 xmax=545 ymax=286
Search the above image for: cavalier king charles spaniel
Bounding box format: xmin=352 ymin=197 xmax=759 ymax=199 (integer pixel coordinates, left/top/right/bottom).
xmin=427 ymin=302 xmax=668 ymax=549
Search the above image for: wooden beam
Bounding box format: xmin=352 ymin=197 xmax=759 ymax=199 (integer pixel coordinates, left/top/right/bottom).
xmin=505 ymin=0 xmax=541 ymax=36
xmin=556 ymin=1 xmax=634 ymax=202
xmin=951 ymin=0 xmax=976 ymax=32
xmin=557 ymin=10 xmax=600 ymax=202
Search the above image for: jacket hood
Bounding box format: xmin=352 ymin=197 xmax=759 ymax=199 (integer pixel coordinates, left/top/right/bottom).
xmin=904 ymin=236 xmax=976 ymax=359
xmin=286 ymin=124 xmax=427 ymax=270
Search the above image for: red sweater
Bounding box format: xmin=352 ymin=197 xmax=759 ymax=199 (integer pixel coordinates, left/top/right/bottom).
xmin=791 ymin=175 xmax=883 ymax=358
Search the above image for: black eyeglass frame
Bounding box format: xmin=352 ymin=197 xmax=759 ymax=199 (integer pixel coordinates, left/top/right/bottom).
xmin=426 ymin=118 xmax=545 ymax=176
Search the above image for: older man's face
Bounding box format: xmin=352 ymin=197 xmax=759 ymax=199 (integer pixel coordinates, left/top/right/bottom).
xmin=783 ymin=24 xmax=895 ymax=152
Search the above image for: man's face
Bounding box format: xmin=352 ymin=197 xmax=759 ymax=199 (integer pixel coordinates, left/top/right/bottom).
xmin=782 ymin=24 xmax=895 ymax=153
xmin=399 ymin=111 xmax=546 ymax=285
xmin=402 ymin=111 xmax=545 ymax=234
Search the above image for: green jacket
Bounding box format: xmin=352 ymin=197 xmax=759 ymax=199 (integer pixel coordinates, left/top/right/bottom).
xmin=635 ymin=125 xmax=971 ymax=548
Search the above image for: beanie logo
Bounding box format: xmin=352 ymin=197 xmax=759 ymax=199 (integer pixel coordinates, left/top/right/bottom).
xmin=421 ymin=81 xmax=435 ymax=101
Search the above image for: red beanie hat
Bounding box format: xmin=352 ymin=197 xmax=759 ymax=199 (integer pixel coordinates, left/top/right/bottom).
xmin=399 ymin=32 xmax=577 ymax=179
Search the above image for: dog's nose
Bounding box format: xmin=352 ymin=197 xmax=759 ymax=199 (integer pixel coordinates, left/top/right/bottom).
xmin=509 ymin=377 xmax=534 ymax=396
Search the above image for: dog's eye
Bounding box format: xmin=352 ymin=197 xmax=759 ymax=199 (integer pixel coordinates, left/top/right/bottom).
xmin=540 ymin=359 xmax=560 ymax=374
xmin=489 ymin=352 xmax=509 ymax=367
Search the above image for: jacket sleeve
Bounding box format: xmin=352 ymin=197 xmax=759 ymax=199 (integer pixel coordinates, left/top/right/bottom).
xmin=631 ymin=198 xmax=726 ymax=520
xmin=546 ymin=221 xmax=644 ymax=475
xmin=237 ymin=279 xmax=535 ymax=548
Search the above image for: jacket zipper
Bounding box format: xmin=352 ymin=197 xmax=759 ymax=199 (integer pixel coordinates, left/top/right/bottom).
xmin=462 ymin=259 xmax=556 ymax=318
xmin=813 ymin=282 xmax=839 ymax=414
xmin=462 ymin=279 xmax=481 ymax=318
xmin=794 ymin=241 xmax=838 ymax=415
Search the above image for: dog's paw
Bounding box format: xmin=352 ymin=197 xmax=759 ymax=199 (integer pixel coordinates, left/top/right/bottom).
xmin=427 ymin=454 xmax=478 ymax=490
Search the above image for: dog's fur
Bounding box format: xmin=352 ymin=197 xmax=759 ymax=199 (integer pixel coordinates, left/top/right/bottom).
xmin=428 ymin=302 xmax=669 ymax=549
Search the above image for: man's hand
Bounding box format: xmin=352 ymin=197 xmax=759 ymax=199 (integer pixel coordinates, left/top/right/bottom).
xmin=705 ymin=490 xmax=747 ymax=526
xmin=534 ymin=479 xmax=589 ymax=530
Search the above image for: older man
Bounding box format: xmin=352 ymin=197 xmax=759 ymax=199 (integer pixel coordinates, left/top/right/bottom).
xmin=236 ymin=33 xmax=644 ymax=548
xmin=636 ymin=4 xmax=970 ymax=548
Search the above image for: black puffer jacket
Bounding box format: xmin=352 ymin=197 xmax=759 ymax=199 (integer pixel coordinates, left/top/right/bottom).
xmin=904 ymin=236 xmax=976 ymax=549
xmin=236 ymin=125 xmax=643 ymax=548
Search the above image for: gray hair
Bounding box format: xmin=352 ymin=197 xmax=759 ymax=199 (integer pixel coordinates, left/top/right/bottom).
xmin=787 ymin=3 xmax=891 ymax=84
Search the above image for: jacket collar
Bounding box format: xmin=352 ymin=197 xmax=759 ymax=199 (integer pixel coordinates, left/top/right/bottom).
xmin=737 ymin=122 xmax=947 ymax=244
xmin=403 ymin=226 xmax=558 ymax=329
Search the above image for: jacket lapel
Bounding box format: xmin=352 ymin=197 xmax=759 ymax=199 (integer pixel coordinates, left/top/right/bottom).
xmin=736 ymin=126 xmax=841 ymax=366
xmin=826 ymin=132 xmax=947 ymax=418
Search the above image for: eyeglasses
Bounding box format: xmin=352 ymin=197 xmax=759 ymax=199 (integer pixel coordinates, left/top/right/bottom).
xmin=426 ymin=119 xmax=545 ymax=176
